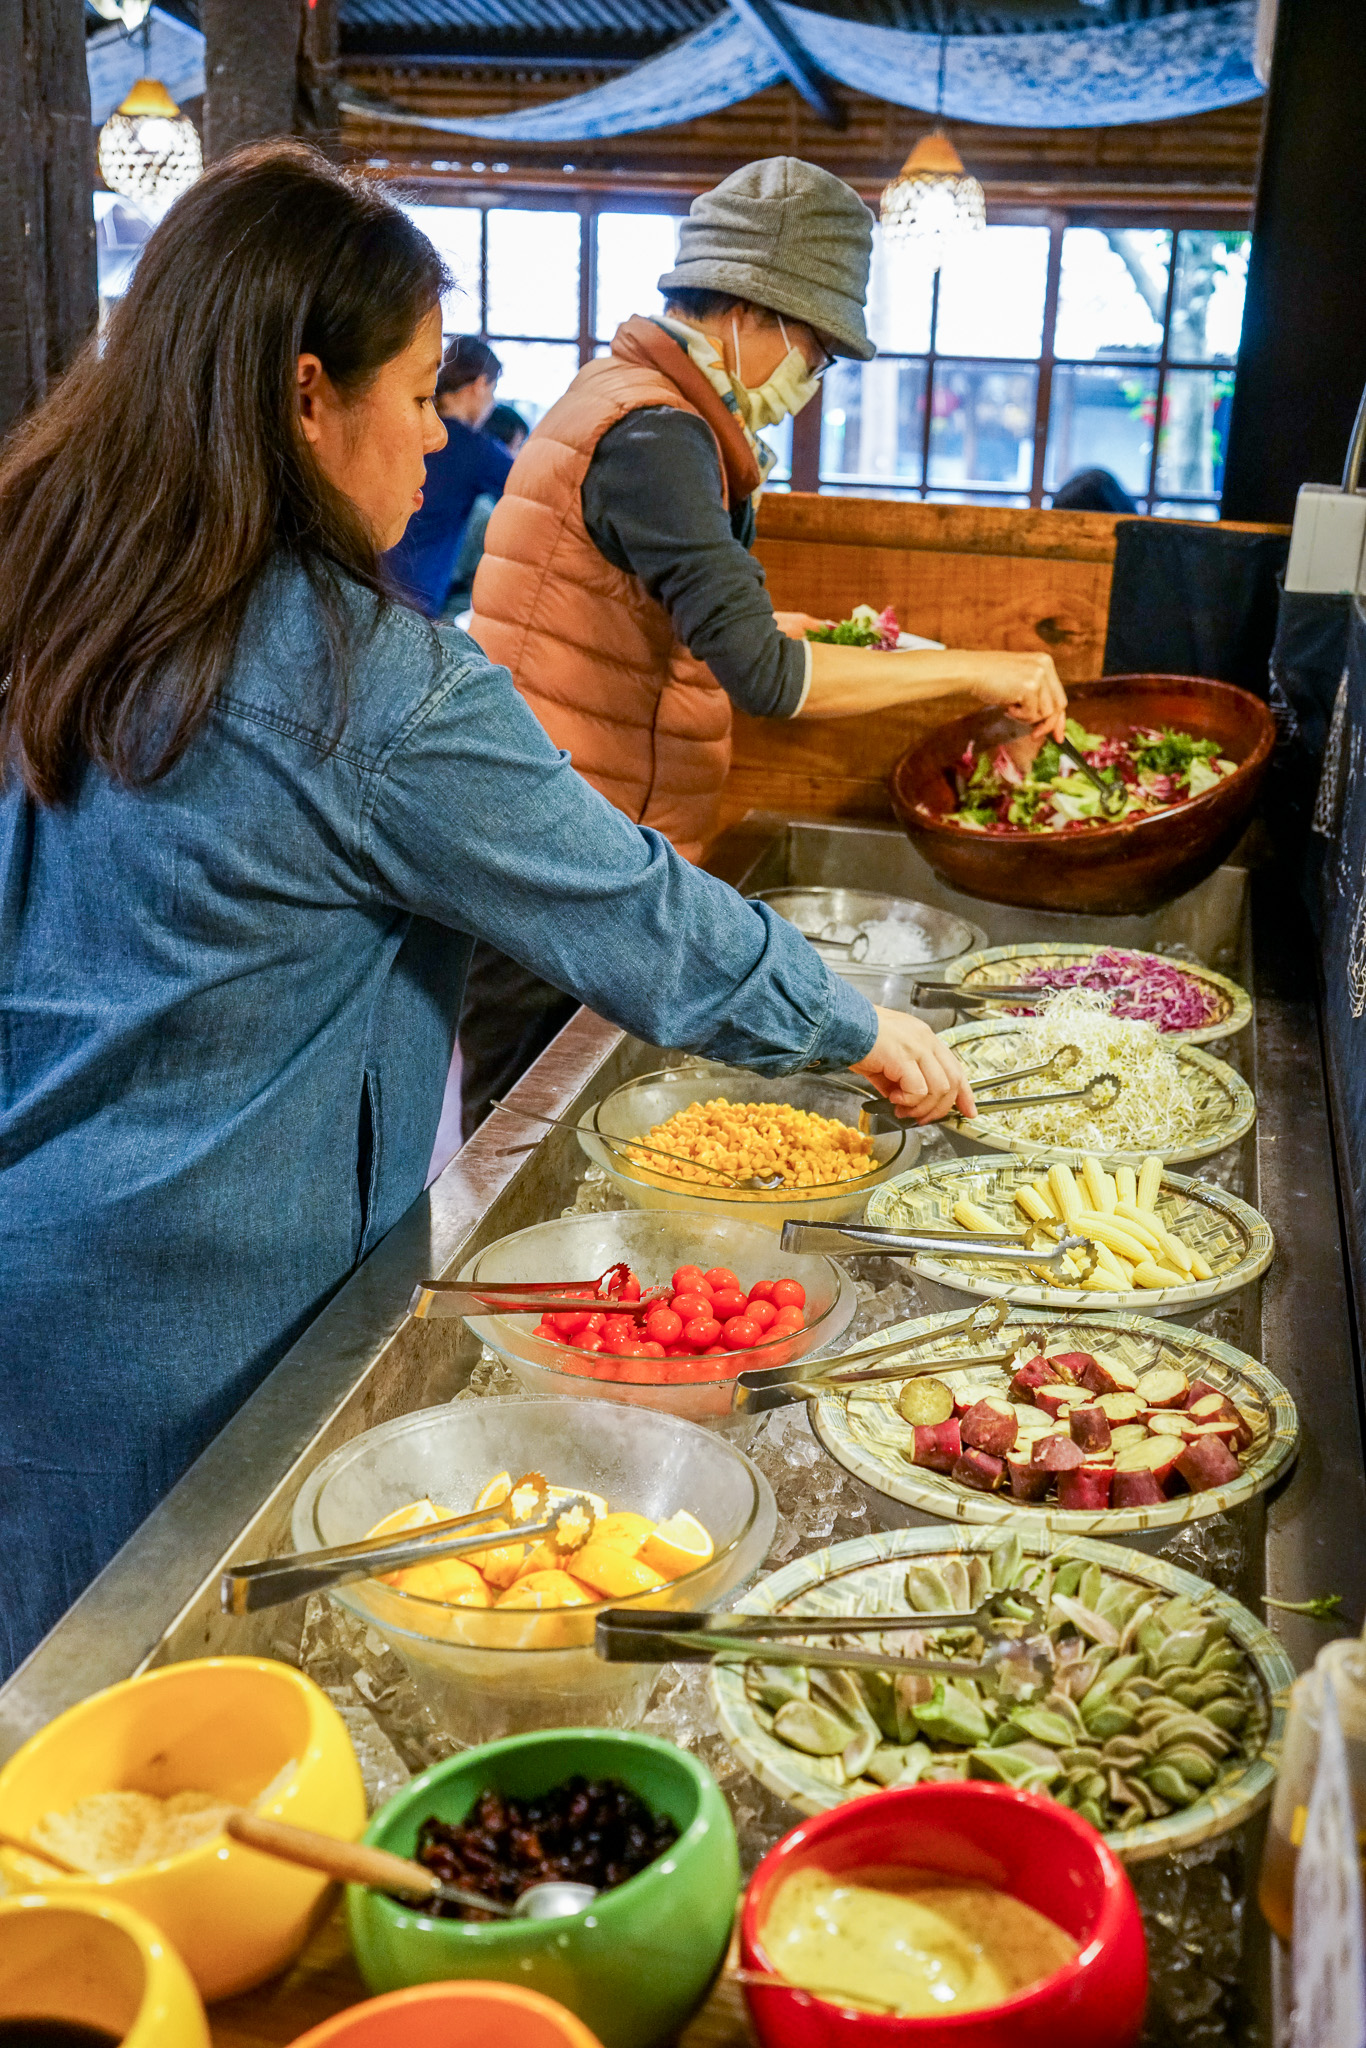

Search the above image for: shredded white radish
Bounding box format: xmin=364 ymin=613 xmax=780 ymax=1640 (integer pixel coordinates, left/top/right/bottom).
xmin=970 ymin=988 xmax=1201 ymax=1152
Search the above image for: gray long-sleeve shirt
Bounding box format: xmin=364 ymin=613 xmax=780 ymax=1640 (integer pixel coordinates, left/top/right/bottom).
xmin=581 ymin=406 xmax=808 ymax=720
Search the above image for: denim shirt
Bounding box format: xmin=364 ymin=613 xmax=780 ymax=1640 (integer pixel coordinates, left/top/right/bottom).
xmin=0 ymin=559 xmax=875 ymax=1674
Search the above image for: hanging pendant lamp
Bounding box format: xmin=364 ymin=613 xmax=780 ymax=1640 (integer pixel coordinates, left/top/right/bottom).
xmin=880 ymin=36 xmax=985 ymax=268
xmin=97 ymin=18 xmax=202 ymax=225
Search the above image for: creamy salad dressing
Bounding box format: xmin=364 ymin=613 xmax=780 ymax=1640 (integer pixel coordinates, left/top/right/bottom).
xmin=761 ymin=1864 xmax=1079 ymax=2016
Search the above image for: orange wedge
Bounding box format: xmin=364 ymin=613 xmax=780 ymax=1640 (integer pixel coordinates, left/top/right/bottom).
xmin=364 ymin=1497 xmax=459 ymax=1542
xmin=569 ymin=1544 xmax=668 ymax=1599
xmin=495 ymin=1570 xmax=594 ymax=1609
xmin=385 ymin=1556 xmax=490 ymax=1605
xmin=474 ymin=1471 xmax=513 ymax=1512
xmin=640 ymin=1511 xmax=715 ymax=1579
xmin=592 ymin=1512 xmax=656 ymax=1556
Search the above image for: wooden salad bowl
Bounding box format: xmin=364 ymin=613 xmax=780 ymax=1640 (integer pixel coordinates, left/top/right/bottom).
xmin=889 ymin=673 xmax=1276 ymax=916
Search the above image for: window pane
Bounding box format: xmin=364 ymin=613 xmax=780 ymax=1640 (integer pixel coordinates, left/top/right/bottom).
xmin=1156 ymin=367 xmax=1236 ymax=498
xmin=1045 ymin=364 xmax=1157 ymax=500
xmin=925 ymin=490 xmax=1031 ymax=507
xmin=486 ymin=209 xmax=580 ymax=339
xmin=819 ymin=358 xmax=927 ymax=485
xmin=1053 ymin=228 xmax=1169 ymax=362
xmin=490 ymin=340 xmax=580 ymax=428
xmin=865 ymin=225 xmax=934 ymax=354
xmin=760 ymin=415 xmax=792 ymax=484
xmin=1151 ymin=501 xmax=1220 ymax=520
xmin=1170 ymin=231 xmax=1250 ymax=362
xmin=597 ymin=211 xmax=679 ymax=338
xmin=927 ymin=363 xmax=1037 ymax=491
xmin=934 ymin=226 xmax=1049 ymax=359
xmin=401 ymin=203 xmax=482 ymax=334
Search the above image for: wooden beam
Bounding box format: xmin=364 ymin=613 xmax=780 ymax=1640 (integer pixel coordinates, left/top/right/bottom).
xmin=726 ymin=0 xmax=845 ymax=129
xmin=0 ymin=0 xmax=97 ymax=438
xmin=202 ymin=0 xmax=301 ymax=160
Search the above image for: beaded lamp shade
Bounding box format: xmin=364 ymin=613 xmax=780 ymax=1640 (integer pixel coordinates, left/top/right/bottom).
xmin=98 ymin=77 xmax=202 ymax=223
xmin=880 ymin=128 xmax=986 ymax=268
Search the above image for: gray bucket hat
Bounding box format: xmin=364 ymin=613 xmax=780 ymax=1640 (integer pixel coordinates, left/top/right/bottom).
xmin=658 ymin=156 xmax=876 ymax=362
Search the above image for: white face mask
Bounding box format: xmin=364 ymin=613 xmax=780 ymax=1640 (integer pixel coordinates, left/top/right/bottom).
xmin=728 ymin=314 xmax=824 ymax=432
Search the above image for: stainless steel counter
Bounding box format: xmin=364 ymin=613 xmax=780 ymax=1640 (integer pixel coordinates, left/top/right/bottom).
xmin=3 ymin=817 xmax=1362 ymax=1769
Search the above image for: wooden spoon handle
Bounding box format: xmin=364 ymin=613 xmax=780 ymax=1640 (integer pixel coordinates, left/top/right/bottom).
xmin=0 ymin=1827 xmax=80 ymax=1874
xmin=226 ymin=1810 xmax=438 ymax=1896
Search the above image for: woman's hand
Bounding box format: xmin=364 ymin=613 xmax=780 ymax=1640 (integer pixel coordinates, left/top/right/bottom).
xmin=772 ymin=611 xmax=830 ymax=639
xmin=965 ymin=651 xmax=1068 ymax=741
xmin=851 ymin=1010 xmax=975 ymax=1125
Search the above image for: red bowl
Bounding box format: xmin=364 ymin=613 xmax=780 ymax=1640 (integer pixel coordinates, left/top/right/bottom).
xmin=889 ymin=674 xmax=1275 ymax=916
xmin=739 ymin=1781 xmax=1147 ymax=2048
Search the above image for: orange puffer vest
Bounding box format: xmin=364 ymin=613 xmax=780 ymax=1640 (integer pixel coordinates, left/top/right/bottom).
xmin=470 ymin=317 xmax=761 ymax=863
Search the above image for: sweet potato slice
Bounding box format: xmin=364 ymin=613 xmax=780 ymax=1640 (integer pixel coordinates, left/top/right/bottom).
xmin=1174 ymin=1434 xmax=1242 ymax=1493
xmin=1078 ymin=1355 xmax=1140 ymax=1396
xmin=960 ymin=1397 xmax=1018 ymax=1456
xmin=1070 ymin=1405 xmax=1112 ymax=1454
xmin=1095 ymin=1391 xmax=1145 ymax=1425
xmin=1007 ymin=1455 xmax=1051 ymax=1502
xmin=1134 ymin=1366 xmax=1189 ymax=1409
xmin=1113 ymin=1436 xmax=1180 ymax=1486
xmin=909 ymin=1418 xmax=962 ymax=1473
xmin=1112 ymin=1468 xmax=1165 ymax=1508
xmin=1033 ymin=1434 xmax=1085 ymax=1472
xmin=952 ymin=1447 xmax=1007 ymax=1492
xmin=1056 ymin=1464 xmax=1115 ymax=1511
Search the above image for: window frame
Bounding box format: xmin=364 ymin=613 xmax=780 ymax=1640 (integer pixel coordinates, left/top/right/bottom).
xmin=413 ymin=188 xmax=1250 ymax=513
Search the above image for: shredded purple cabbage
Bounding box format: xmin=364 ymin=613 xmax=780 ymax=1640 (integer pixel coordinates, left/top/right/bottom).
xmin=1012 ymin=950 xmax=1223 ymax=1032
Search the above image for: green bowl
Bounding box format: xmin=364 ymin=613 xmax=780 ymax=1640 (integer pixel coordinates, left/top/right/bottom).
xmin=346 ymin=1728 xmax=738 ymax=2048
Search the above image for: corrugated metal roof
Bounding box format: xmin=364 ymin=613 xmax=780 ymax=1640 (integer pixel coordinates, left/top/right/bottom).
xmin=337 ymin=0 xmax=1234 ymax=63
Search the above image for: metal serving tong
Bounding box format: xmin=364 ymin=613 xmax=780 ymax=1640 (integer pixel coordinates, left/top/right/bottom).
xmin=732 ymin=1298 xmax=1043 ymax=1413
xmin=221 ymin=1480 xmax=598 ymax=1615
xmin=595 ymin=1589 xmax=1052 ymax=1693
xmin=1057 ymin=735 xmax=1128 ymax=818
xmin=409 ymin=1265 xmax=671 ymax=1323
xmin=779 ymin=1217 xmax=1091 ymax=1272
xmin=974 ymin=709 xmax=1126 ymax=821
xmin=489 ymin=1100 xmax=785 ymax=1191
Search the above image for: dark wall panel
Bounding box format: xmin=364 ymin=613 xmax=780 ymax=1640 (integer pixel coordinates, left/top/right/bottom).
xmin=1222 ymin=0 xmax=1366 ymax=522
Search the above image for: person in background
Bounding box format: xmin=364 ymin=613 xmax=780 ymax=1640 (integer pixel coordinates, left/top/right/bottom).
xmin=445 ymin=403 xmax=531 ymax=617
xmin=384 ymin=336 xmax=512 ymax=616
xmin=462 ymin=155 xmax=1068 ymax=1139
xmin=486 ymin=403 xmax=529 ymax=456
xmin=1052 ymin=467 xmax=1137 ymax=515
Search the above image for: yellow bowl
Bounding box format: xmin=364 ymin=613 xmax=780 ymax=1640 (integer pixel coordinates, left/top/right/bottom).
xmin=0 ymin=1891 xmax=209 ymax=2046
xmin=0 ymin=1656 xmax=366 ymax=2002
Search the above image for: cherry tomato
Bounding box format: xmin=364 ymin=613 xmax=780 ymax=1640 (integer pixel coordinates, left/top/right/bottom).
xmin=534 ymin=1319 xmax=557 ymax=1339
xmin=747 ymin=1298 xmax=779 ymax=1332
xmin=611 ymin=1270 xmax=643 ymax=1302
xmin=721 ymin=1315 xmax=761 ymax=1349
xmin=702 ymin=1344 xmax=729 ymax=1357
xmin=602 ymin=1312 xmax=636 ymax=1338
xmin=773 ymin=1308 xmax=805 ymax=1333
xmin=642 ymin=1341 xmax=666 ymax=1358
xmin=670 ymin=1290 xmax=711 ymax=1322
xmin=582 ymin=1312 xmax=605 ymax=1335
xmin=682 ymin=1314 xmax=722 ymax=1350
xmin=672 ymin=1264 xmax=706 ymax=1293
xmin=770 ymin=1278 xmax=807 ymax=1309
xmin=746 ymin=1280 xmax=776 ymax=1304
xmin=645 ymin=1305 xmax=683 ymax=1344
xmin=553 ymin=1309 xmax=590 ymax=1335
xmin=704 ymin=1266 xmax=739 ymax=1293
xmin=710 ymin=1286 xmax=748 ymax=1320
xmin=577 ymin=1334 xmax=604 ymax=1353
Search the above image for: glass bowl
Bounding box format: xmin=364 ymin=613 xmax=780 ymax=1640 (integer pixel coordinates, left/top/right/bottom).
xmin=578 ymin=1064 xmax=917 ymax=1230
xmin=460 ymin=1209 xmax=857 ymax=1431
xmin=290 ymin=1400 xmax=777 ymax=1746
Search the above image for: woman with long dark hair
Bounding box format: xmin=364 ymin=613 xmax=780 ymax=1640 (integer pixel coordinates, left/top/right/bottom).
xmin=0 ymin=142 xmax=971 ymax=1678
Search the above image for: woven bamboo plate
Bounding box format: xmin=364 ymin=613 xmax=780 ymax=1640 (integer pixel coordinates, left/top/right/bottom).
xmin=708 ymin=1525 xmax=1294 ymax=1864
xmin=865 ymin=1155 xmax=1272 ymax=1318
xmin=940 ymin=1014 xmax=1255 ymax=1168
xmin=809 ymin=1306 xmax=1298 ymax=1540
xmin=940 ymin=942 xmax=1252 ymax=1046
